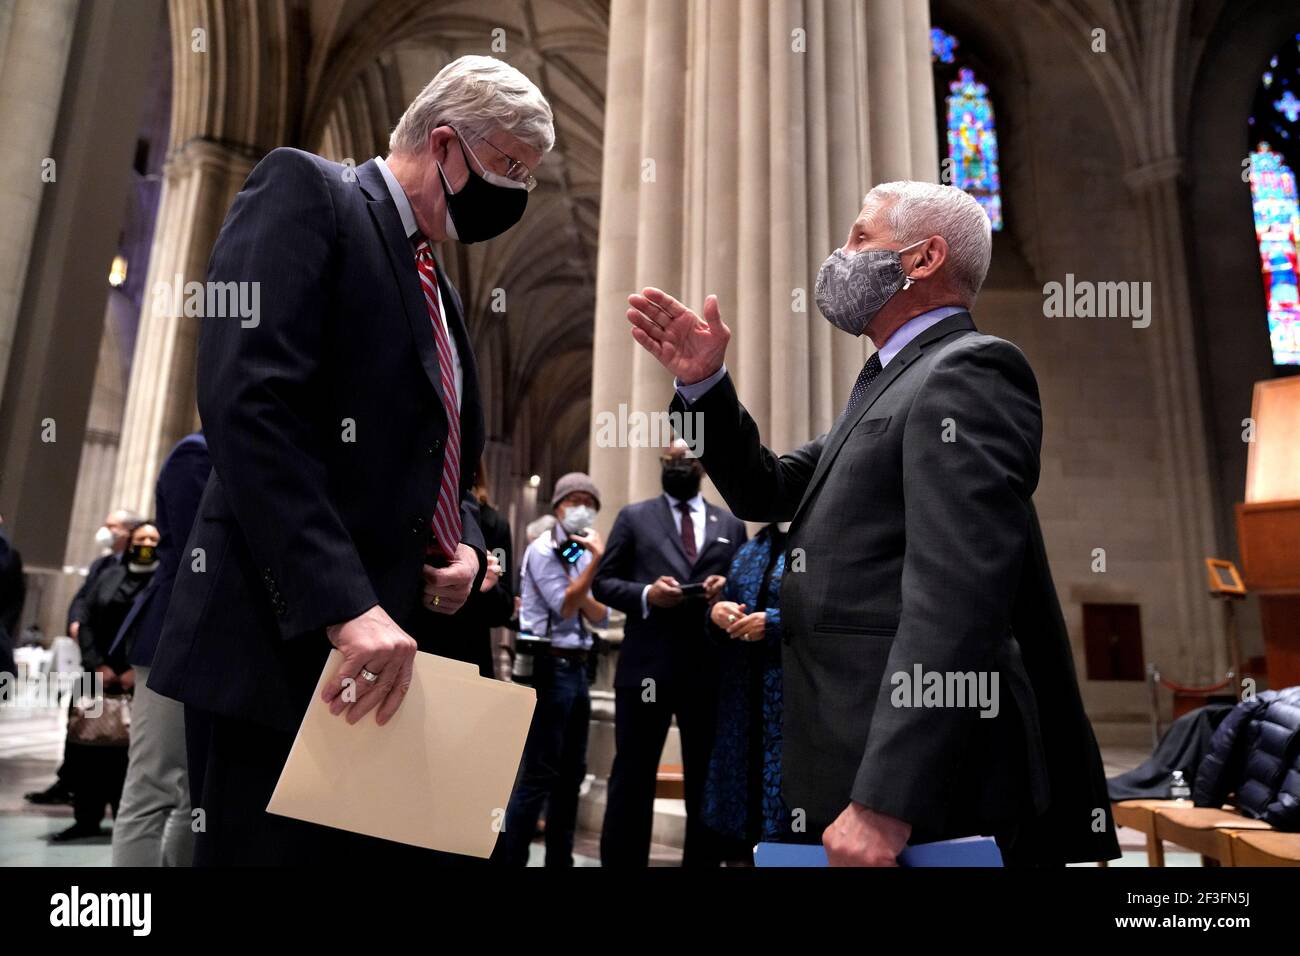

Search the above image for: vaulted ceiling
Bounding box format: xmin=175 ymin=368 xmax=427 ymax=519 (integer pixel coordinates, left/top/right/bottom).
xmin=310 ymin=0 xmax=607 ymax=478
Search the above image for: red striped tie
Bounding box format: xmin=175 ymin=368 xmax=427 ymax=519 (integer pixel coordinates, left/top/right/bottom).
xmin=414 ymin=240 xmax=462 ymax=561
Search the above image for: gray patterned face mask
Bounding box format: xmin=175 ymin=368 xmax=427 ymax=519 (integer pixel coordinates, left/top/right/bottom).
xmin=814 ymin=239 xmax=926 ymax=336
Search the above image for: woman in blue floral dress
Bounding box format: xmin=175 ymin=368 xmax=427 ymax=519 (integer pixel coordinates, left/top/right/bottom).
xmin=701 ymin=523 xmax=791 ymax=862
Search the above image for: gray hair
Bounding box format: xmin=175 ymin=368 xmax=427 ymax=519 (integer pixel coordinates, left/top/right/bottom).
xmin=866 ymin=181 xmax=992 ymax=303
xmin=389 ymin=55 xmax=555 ymax=155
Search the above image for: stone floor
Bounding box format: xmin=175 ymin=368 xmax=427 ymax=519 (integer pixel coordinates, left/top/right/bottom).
xmin=0 ymin=702 xmax=1200 ymax=867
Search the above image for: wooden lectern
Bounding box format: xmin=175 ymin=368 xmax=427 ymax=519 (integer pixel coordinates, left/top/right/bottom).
xmin=1235 ymin=377 xmax=1300 ymax=689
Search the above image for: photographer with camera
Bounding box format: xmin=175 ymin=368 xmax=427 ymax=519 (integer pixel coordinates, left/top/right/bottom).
xmin=495 ymin=473 xmax=606 ymax=866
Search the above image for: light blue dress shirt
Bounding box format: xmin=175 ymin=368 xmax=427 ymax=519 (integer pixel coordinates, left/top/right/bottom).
xmin=520 ymin=526 xmax=608 ymax=650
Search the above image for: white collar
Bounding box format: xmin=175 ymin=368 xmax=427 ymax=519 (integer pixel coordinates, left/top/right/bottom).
xmin=664 ymin=492 xmax=705 ymax=512
xmin=374 ymin=155 xmax=419 ymax=239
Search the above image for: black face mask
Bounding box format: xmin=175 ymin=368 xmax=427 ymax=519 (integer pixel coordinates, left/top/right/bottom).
xmin=661 ymin=462 xmax=702 ymax=501
xmin=438 ymin=134 xmax=528 ymax=244
xmin=127 ymin=544 xmax=158 ymax=569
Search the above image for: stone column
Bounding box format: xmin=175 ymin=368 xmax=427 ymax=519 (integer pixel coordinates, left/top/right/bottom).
xmin=1125 ymin=157 xmax=1222 ymax=675
xmin=589 ymin=0 xmax=938 ymax=520
xmin=0 ymin=0 xmax=162 ymax=569
xmin=109 ymin=139 xmax=257 ymax=512
xmin=0 ymin=0 xmax=78 ymax=400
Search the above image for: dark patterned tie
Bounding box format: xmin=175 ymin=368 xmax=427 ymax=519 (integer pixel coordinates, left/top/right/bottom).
xmin=845 ymin=351 xmax=883 ymax=416
xmin=678 ymin=502 xmax=697 ymax=564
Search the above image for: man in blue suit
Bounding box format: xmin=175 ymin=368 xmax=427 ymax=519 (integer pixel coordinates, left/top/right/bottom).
xmin=109 ymin=432 xmax=209 ymax=866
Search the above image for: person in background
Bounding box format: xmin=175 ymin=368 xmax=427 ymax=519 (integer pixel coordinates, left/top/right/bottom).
xmin=496 ymin=472 xmax=606 ymax=866
xmin=109 ymin=432 xmax=210 ymax=866
xmin=452 ymin=461 xmax=514 ymax=678
xmin=67 ymin=509 xmax=142 ymax=641
xmin=27 ymin=507 xmax=142 ymax=807
xmin=593 ymin=439 xmax=746 ymax=867
xmin=506 ymin=513 xmax=558 ymax=683
xmin=701 ymin=522 xmax=792 ymax=863
xmin=0 ymin=512 xmax=24 ymax=682
xmin=55 ymin=520 xmax=160 ymax=842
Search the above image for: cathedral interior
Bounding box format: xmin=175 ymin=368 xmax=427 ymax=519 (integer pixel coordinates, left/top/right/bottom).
xmin=1 ymin=0 xmax=1299 ymax=869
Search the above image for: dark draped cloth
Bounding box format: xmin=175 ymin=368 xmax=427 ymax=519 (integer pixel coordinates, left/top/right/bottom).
xmin=1107 ymin=704 xmax=1233 ymax=801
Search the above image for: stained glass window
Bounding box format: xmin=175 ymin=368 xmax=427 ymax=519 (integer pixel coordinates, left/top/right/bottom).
xmin=1249 ymin=35 xmax=1300 ymax=365
xmin=1249 ymin=145 xmax=1300 ymax=365
xmin=931 ymin=27 xmax=958 ymax=65
xmin=945 ymin=69 xmax=1003 ymax=231
xmin=930 ymin=29 xmax=1003 ymax=231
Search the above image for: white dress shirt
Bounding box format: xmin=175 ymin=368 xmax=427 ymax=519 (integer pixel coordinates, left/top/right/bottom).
xmin=374 ymin=155 xmax=463 ymax=407
xmin=640 ymin=492 xmax=706 ymax=618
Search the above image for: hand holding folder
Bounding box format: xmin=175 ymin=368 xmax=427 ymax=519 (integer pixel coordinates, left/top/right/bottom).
xmin=268 ymin=650 xmax=535 ymax=859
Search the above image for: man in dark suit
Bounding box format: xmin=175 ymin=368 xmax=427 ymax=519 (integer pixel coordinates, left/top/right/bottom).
xmin=110 ymin=432 xmax=209 ymax=866
xmin=148 ymin=55 xmax=554 ymax=865
xmin=593 ymin=440 xmax=746 ymax=866
xmin=626 ymin=181 xmax=1118 ymax=866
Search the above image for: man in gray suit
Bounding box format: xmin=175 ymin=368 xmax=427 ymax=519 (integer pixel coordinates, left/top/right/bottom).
xmin=626 ymin=181 xmax=1117 ymax=866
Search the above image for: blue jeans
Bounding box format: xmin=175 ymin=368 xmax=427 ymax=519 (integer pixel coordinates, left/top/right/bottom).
xmin=497 ymin=655 xmax=591 ymax=866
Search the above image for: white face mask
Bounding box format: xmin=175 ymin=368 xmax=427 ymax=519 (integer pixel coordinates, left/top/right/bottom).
xmin=560 ymin=505 xmax=597 ymax=535
xmin=94 ymin=526 xmax=116 ymax=549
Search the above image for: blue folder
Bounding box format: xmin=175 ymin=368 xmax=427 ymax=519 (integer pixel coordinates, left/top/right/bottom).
xmin=753 ymin=835 xmax=1003 ymax=867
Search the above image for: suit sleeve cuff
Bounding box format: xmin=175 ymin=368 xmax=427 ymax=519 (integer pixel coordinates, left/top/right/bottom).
xmin=674 ymin=365 xmax=728 ymax=405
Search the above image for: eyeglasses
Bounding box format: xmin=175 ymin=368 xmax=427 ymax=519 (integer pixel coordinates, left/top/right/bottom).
xmin=463 ymin=132 xmax=538 ymax=192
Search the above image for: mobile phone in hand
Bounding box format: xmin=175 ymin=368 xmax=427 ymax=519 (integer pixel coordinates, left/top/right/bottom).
xmin=558 ymin=540 xmax=586 ymax=564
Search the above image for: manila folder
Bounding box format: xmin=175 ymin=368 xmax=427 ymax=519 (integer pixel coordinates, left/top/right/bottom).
xmin=267 ymin=649 xmax=535 ymax=858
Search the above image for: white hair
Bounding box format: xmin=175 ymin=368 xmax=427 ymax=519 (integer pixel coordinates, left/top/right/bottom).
xmin=866 ymin=181 xmax=992 ymax=303
xmin=389 ymin=55 xmax=555 ymax=155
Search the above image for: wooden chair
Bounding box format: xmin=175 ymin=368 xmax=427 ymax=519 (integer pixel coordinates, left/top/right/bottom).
xmin=1152 ymin=805 xmax=1272 ymax=865
xmin=1112 ymin=799 xmax=1178 ymax=866
xmin=1223 ymin=830 xmax=1300 ymax=866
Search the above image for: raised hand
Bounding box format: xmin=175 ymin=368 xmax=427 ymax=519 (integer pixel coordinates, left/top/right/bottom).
xmin=626 ymin=288 xmax=731 ymax=385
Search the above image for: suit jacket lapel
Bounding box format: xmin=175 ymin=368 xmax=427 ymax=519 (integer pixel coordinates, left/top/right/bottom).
xmin=792 ymin=312 xmax=976 ymax=525
xmin=699 ymin=501 xmax=723 ymax=558
xmin=356 ymin=159 xmax=448 ymax=422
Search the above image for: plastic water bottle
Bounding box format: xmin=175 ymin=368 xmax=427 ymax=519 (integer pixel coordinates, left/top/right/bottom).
xmin=1169 ymin=770 xmax=1191 ymax=801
